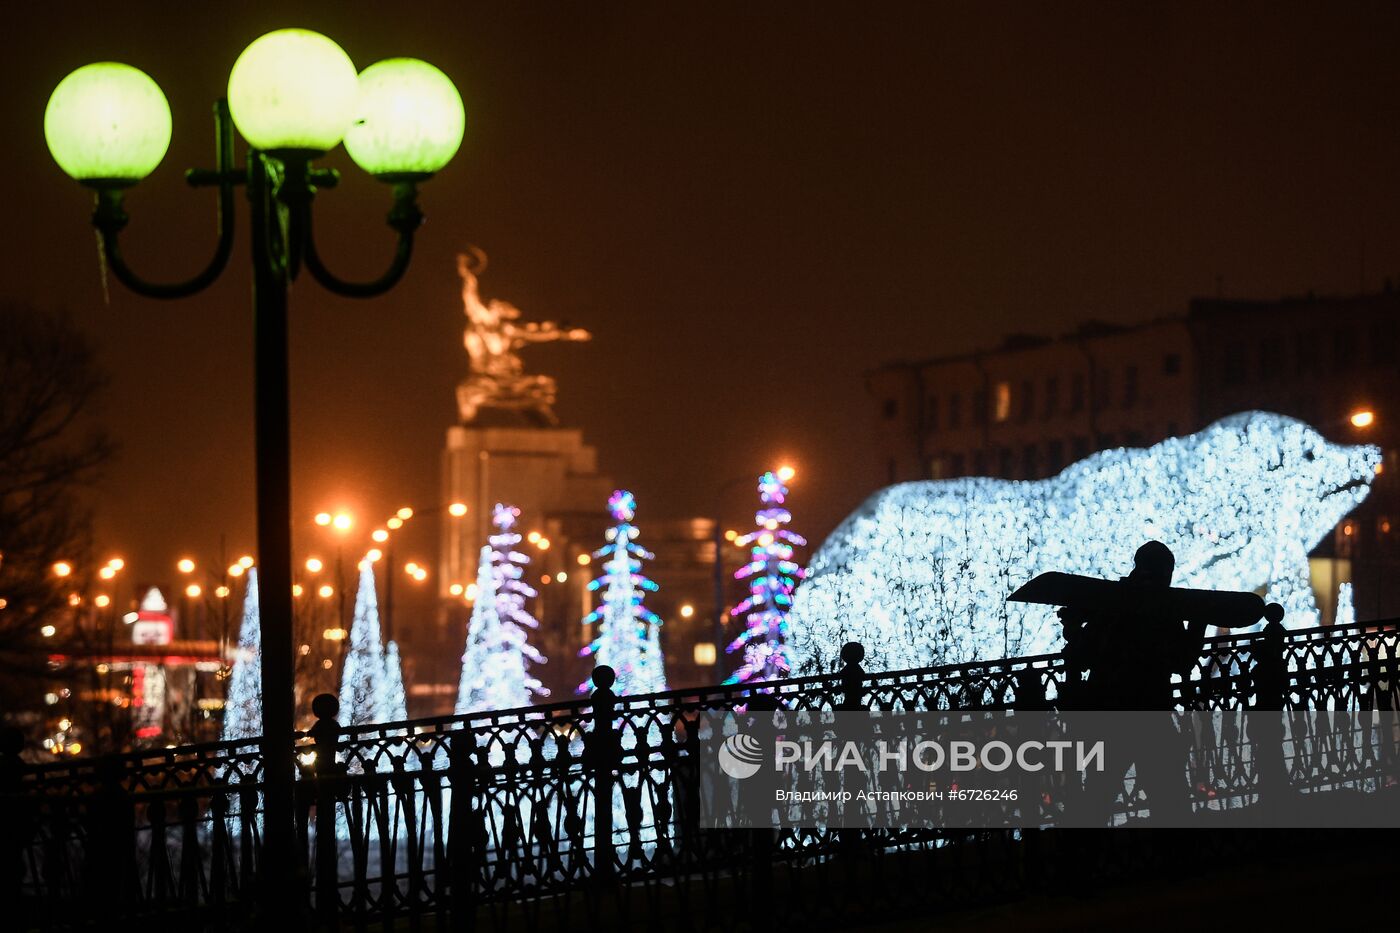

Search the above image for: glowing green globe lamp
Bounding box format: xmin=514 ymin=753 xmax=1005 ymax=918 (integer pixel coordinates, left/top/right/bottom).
xmin=44 ymin=63 xmax=172 ymax=187
xmin=344 ymin=58 xmax=465 ymax=180
xmin=227 ymin=28 xmax=358 ymax=152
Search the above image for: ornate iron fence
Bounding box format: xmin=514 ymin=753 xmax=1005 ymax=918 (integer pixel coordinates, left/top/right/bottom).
xmin=6 ymin=616 xmax=1398 ymax=931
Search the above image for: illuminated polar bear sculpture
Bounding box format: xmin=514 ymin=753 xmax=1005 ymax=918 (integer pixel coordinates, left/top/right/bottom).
xmin=789 ymin=412 xmax=1380 ymax=675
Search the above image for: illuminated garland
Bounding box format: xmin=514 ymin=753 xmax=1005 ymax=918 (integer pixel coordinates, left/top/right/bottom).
xmin=580 ymin=490 xmax=666 ymax=695
xmin=339 ymin=561 xmax=387 ymax=727
xmin=790 ymin=412 xmax=1379 ymax=674
xmin=220 ymin=570 xmax=261 ymax=741
xmin=724 ymin=471 xmax=807 ymax=684
xmin=456 ymin=504 xmax=548 ymax=713
xmin=1336 ymin=581 xmax=1356 ymax=628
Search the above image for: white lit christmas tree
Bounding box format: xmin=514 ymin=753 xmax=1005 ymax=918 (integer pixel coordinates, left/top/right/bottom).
xmin=384 ymin=639 xmax=409 ymax=723
xmin=725 ymin=471 xmax=807 ymax=684
xmin=455 ymin=504 xmax=548 ymax=713
xmin=221 ymin=569 xmax=262 ymax=741
xmin=790 ymin=412 xmax=1380 ymax=674
xmin=1335 ymin=581 xmax=1356 ymax=628
xmin=339 ymin=560 xmax=388 ymax=727
xmin=578 ymin=490 xmax=665 ymax=695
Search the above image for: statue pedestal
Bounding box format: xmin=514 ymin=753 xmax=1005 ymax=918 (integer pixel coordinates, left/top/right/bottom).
xmin=435 ymin=417 xmax=615 ymax=701
xmin=439 ymin=418 xmax=615 ymax=599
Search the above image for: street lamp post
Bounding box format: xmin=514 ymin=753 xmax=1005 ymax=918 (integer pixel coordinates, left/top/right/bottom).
xmin=45 ymin=29 xmax=466 ymax=916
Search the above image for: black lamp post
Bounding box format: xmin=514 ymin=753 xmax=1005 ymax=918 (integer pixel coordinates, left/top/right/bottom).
xmin=44 ymin=28 xmax=467 ymax=914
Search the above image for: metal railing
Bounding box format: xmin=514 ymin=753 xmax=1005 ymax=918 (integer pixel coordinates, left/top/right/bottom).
xmin=7 ymin=616 xmax=1398 ymax=931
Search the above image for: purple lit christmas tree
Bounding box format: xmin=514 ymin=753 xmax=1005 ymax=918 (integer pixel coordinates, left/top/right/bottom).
xmin=455 ymin=504 xmax=548 ymax=713
xmin=725 ymin=471 xmax=806 ymax=684
xmin=579 ymin=490 xmax=665 ymax=695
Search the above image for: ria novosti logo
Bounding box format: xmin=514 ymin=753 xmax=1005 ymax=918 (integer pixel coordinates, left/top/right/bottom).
xmin=718 ymin=732 xmax=764 ymax=779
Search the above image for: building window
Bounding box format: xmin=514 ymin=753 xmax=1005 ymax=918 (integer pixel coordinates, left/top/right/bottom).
xmin=950 ymin=453 xmax=965 ymax=476
xmin=972 ymin=389 xmax=987 ymax=425
xmin=1336 ymin=521 xmax=1356 ymax=558
xmin=972 ymin=450 xmax=987 ymax=475
xmin=1093 ymin=369 xmax=1111 ymax=412
xmin=1371 ymin=320 xmax=1396 ymax=368
xmin=1019 ymin=380 xmax=1034 ymax=423
xmin=1163 ymin=353 xmax=1181 ymax=376
xmin=998 ymin=448 xmax=1014 ymax=478
xmin=994 ymin=381 xmax=1012 ymax=422
xmin=1122 ymin=365 xmax=1138 ymax=409
xmin=924 ymin=395 xmax=939 ymax=431
xmin=1333 ymin=327 xmax=1357 ymax=372
xmin=927 ymin=455 xmax=947 ymax=479
xmin=1070 ymin=373 xmax=1086 ymax=412
xmin=1044 ymin=377 xmax=1059 ymax=420
xmin=1222 ymin=341 xmax=1247 ymax=385
xmin=949 ymin=393 xmax=962 ymax=428
xmin=1296 ymin=331 xmax=1321 ymax=376
xmin=1047 ymin=439 xmax=1064 ymax=474
xmin=1258 ymin=336 xmax=1283 ymax=381
xmin=1022 ymin=444 xmax=1038 ymax=478
xmin=1072 ymin=436 xmax=1090 ymax=461
xmin=883 ymin=398 xmax=898 ymax=419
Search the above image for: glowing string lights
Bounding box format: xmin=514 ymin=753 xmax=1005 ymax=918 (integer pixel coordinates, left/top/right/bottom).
xmin=578 ymin=490 xmax=666 ymax=695
xmin=790 ymin=412 xmax=1379 ymax=675
xmin=724 ymin=471 xmax=807 ymax=684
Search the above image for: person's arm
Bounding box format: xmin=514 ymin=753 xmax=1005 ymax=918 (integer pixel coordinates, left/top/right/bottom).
xmin=1059 ymin=605 xmax=1096 ymax=672
xmin=1174 ymin=618 xmax=1209 ymax=673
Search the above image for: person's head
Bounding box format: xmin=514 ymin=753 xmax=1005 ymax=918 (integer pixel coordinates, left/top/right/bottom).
xmin=1129 ymin=540 xmax=1174 ymax=586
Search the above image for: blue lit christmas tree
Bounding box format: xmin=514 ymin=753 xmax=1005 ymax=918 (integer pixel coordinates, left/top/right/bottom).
xmin=339 ymin=559 xmax=388 ymax=727
xmin=455 ymin=504 xmax=548 ymax=713
xmin=579 ymin=490 xmax=665 ymax=695
xmin=725 ymin=471 xmax=806 ymax=684
xmin=221 ymin=569 xmax=262 ymax=741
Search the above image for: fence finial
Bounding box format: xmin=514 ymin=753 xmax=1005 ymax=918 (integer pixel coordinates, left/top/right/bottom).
xmin=839 ymin=642 xmax=866 ymax=711
xmin=307 ymin=693 xmax=342 ymax=778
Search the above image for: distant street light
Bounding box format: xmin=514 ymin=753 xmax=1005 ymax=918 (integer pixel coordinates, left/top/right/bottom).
xmin=49 ymin=28 xmax=462 ymax=904
xmin=177 ymin=558 xmax=196 ymax=574
xmin=1350 ymin=409 xmax=1376 ymax=429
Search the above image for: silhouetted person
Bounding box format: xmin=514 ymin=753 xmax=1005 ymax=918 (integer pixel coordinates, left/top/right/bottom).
xmin=1061 ymin=541 xmax=1207 ymax=824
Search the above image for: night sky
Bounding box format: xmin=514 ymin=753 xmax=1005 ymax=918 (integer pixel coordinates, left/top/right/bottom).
xmin=6 ymin=2 xmax=1400 ymax=585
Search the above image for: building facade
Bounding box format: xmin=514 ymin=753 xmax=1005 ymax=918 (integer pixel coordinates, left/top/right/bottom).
xmin=867 ymin=289 xmax=1399 ymax=620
